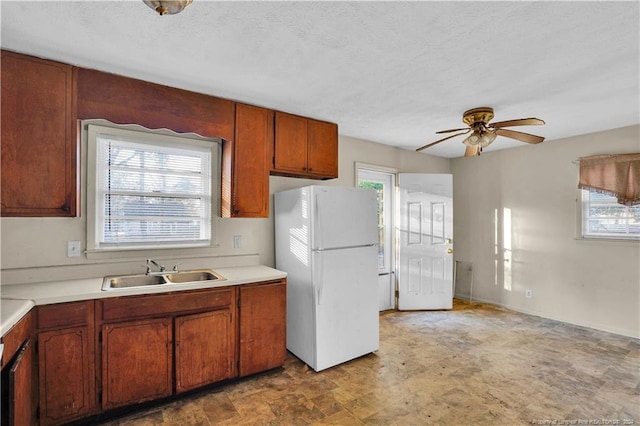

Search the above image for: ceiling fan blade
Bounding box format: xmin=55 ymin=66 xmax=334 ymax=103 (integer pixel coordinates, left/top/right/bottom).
xmin=489 ymin=118 xmax=545 ymax=128
xmin=416 ymin=130 xmax=470 ymax=152
xmin=496 ymin=128 xmax=545 ymax=144
xmin=464 ymin=145 xmax=479 ymax=157
xmin=436 ymin=127 xmax=469 ymax=134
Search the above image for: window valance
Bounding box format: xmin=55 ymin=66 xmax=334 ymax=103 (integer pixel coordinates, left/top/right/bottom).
xmin=578 ymin=153 xmax=640 ymax=206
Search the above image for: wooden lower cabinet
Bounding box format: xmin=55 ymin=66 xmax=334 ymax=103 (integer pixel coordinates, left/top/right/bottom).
xmin=175 ymin=309 xmax=234 ymax=393
xmin=38 ymin=301 xmax=95 ymax=426
xmin=101 ymin=318 xmax=173 ymax=410
xmin=239 ymin=280 xmax=287 ymax=377
xmin=38 ymin=326 xmax=93 ymax=425
xmin=7 ymin=279 xmax=287 ymax=424
xmin=1 ymin=310 xmax=36 ymax=426
xmin=8 ymin=339 xmax=35 ymax=426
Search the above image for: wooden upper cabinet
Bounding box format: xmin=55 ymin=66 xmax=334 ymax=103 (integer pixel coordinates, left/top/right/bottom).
xmin=1 ymin=51 xmax=78 ymax=217
xmin=307 ymin=119 xmax=338 ymax=178
xmin=273 ymin=112 xmax=308 ymax=175
xmin=76 ymin=68 xmax=235 ymax=142
xmin=222 ymin=103 xmax=273 ymax=218
xmin=272 ymin=112 xmax=338 ymax=180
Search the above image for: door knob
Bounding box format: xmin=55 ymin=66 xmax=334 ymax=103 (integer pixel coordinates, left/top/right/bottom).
xmin=446 ymin=248 xmax=453 ymax=254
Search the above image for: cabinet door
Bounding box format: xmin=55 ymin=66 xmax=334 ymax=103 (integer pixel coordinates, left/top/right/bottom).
xmin=39 ymin=327 xmax=92 ymax=426
xmin=223 ymin=103 xmax=273 ymax=218
xmin=101 ymin=318 xmax=172 ymax=410
xmin=273 ymin=112 xmax=308 ymax=174
xmin=1 ymin=50 xmax=77 ymax=217
xmin=307 ymin=119 xmax=338 ymax=178
xmin=239 ymin=281 xmax=287 ymax=377
xmin=8 ymin=339 xmax=35 ymax=426
xmin=175 ymin=309 xmax=234 ymax=393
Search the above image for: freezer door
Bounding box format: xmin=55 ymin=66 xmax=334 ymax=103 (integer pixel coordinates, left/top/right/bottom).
xmin=313 ymin=245 xmax=379 ymax=371
xmin=312 ymin=187 xmax=378 ymax=250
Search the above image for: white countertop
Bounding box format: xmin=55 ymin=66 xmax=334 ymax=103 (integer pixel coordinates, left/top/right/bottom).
xmin=1 ymin=265 xmax=286 ymax=337
xmin=1 ymin=298 xmax=35 ymax=337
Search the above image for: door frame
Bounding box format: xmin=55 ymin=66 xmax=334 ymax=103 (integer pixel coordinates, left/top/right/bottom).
xmin=355 ymin=162 xmax=397 ymax=311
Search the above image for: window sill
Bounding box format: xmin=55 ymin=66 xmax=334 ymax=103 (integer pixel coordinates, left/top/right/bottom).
xmin=573 ymin=236 xmax=640 ymax=246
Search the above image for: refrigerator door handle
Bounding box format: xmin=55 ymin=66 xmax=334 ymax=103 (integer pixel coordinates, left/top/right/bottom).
xmin=315 ymin=194 xmax=323 ymax=250
xmin=315 ymin=251 xmax=323 ymax=305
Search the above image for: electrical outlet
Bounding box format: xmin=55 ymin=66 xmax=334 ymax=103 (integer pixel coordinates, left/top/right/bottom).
xmin=525 ymin=289 xmax=533 ymax=298
xmin=67 ymin=240 xmax=81 ymax=257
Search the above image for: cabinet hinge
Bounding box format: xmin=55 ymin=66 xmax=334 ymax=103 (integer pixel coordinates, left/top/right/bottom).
xmin=99 ymin=331 xmax=102 ymax=343
xmin=34 ymin=340 xmax=38 ymax=354
xmin=272 ymin=156 xmax=275 ymax=167
xmin=36 ymin=406 xmax=40 ymax=420
xmin=99 ymin=391 xmax=102 ymax=404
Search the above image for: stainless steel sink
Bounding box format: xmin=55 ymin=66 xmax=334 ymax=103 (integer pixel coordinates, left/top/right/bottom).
xmin=165 ymin=270 xmax=221 ymax=283
xmin=102 ymin=269 xmax=225 ymax=291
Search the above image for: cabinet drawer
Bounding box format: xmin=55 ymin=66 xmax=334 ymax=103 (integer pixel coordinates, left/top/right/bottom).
xmin=38 ymin=300 xmax=92 ymax=330
xmin=101 ymin=288 xmax=233 ymax=321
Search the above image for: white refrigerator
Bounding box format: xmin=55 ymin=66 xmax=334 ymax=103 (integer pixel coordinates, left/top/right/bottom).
xmin=274 ymin=186 xmax=379 ymax=372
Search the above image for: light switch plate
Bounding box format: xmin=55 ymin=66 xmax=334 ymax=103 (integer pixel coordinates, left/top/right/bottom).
xmin=233 ymin=235 xmax=242 ymax=249
xmin=67 ymin=240 xmax=81 ymax=257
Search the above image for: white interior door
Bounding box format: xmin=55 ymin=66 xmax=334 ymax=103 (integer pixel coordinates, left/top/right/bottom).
xmin=398 ymin=173 xmax=453 ymax=310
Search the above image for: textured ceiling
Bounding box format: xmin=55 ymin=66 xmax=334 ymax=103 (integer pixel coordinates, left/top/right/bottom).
xmin=1 ymin=1 xmax=638 ymax=158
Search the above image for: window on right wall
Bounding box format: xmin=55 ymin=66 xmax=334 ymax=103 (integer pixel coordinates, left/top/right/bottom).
xmin=579 ymin=153 xmax=640 ymax=240
xmin=581 ymin=189 xmax=640 ymax=239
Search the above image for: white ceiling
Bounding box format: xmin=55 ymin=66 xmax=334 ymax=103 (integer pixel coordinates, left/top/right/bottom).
xmin=1 ymin=1 xmax=638 ymax=158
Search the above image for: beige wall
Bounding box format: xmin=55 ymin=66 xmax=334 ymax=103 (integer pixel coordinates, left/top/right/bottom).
xmin=451 ymin=125 xmax=640 ymax=338
xmin=3 ymin=124 xmax=637 ymax=339
xmin=0 ymin=135 xmax=449 ymax=284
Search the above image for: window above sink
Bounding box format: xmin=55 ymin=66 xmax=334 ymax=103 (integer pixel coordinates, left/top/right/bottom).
xmin=85 ymin=121 xmax=222 ymax=254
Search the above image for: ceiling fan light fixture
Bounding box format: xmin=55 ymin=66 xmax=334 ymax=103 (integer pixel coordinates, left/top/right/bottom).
xmin=478 ymin=131 xmax=497 ymax=147
xmin=143 ymin=0 xmax=192 ymax=15
xmin=462 ymin=131 xmax=481 ymax=146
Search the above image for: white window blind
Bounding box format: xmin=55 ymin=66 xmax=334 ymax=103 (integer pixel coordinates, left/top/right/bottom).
xmin=582 ymin=190 xmax=640 ymax=239
xmin=90 ymin=125 xmax=214 ymax=249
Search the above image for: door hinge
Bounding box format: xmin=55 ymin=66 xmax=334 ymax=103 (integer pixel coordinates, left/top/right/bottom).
xmin=36 ymin=406 xmax=40 ymax=420
xmin=395 ymin=290 xmax=400 ymax=298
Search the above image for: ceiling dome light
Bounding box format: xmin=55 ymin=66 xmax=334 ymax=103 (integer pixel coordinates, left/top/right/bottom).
xmin=143 ymin=0 xmax=193 ymax=16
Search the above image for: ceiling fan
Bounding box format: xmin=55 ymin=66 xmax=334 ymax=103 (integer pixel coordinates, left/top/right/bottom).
xmin=416 ymin=107 xmax=545 ymax=157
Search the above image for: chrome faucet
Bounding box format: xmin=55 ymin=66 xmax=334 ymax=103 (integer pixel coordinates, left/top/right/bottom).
xmin=146 ymin=259 xmax=165 ymax=275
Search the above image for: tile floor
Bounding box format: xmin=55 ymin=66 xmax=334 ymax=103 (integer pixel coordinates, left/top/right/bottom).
xmin=98 ymin=300 xmax=639 ymax=425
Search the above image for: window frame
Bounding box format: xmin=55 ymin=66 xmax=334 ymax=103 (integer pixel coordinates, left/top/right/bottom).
xmin=86 ymin=122 xmax=221 ymax=253
xmin=580 ymin=188 xmax=640 ymax=241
